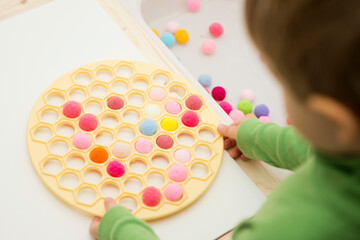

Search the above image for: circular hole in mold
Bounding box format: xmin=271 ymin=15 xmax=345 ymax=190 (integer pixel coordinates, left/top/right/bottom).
xmin=117 ymin=127 xmax=135 ymax=141
xmin=191 ymin=163 xmax=209 ymax=179
xmin=41 ymin=109 xmax=58 ymax=123
xmin=127 ymin=93 xmax=145 ymax=107
xmin=101 ymin=183 xmax=120 ymax=198
xmin=129 ymin=159 xmax=148 ymax=174
xmin=124 ymin=177 xmax=143 ymax=193
xmin=146 ymin=173 xmax=165 ymax=188
xmin=47 ymin=93 xmax=65 ymax=106
xmin=111 ymin=81 xmax=129 ymax=94
xmin=69 ymin=88 xmax=87 ymax=102
xmin=132 ymin=77 xmax=149 ymax=90
xmin=74 ymin=73 xmax=92 ymax=85
xmin=118 ymin=197 xmax=137 ymax=212
xmin=177 ymin=132 xmax=195 ymax=146
xmin=60 ymin=173 xmax=79 ymax=189
xmin=91 ymin=85 xmax=108 ymax=98
xmin=66 ymin=154 xmax=85 ymax=169
xmin=151 ymin=155 xmax=169 ymax=169
xmin=95 ymin=131 xmax=114 ymax=146
xmin=34 ymin=127 xmax=53 ymax=142
xmin=77 ymin=188 xmax=97 ymax=205
xmin=85 ymin=101 xmax=103 ymax=115
xmin=50 ymin=140 xmax=69 ymax=155
xmin=116 ymin=66 xmax=134 ymax=78
xmin=96 ymin=69 xmax=113 ymax=82
xmin=56 ymin=123 xmax=75 ymax=137
xmin=195 ymin=145 xmax=212 ymax=160
xmin=84 ymin=169 xmax=103 ymax=184
xmin=169 ymin=85 xmax=186 ymax=98
xmin=153 ymin=74 xmax=170 ymax=86
xmin=199 ymin=128 xmax=216 ymax=141
xmin=101 ymin=114 xmax=119 ymax=128
xmin=43 ymin=159 xmax=62 ymax=175
xmin=123 ymin=110 xmax=140 ymax=123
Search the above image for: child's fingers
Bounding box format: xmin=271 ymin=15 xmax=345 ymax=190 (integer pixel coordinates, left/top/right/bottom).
xmin=229 ymin=147 xmax=242 ymax=158
xmin=104 ymin=197 xmax=117 ymax=211
xmin=224 ymin=137 xmax=236 ymax=149
xmin=217 ymin=124 xmax=239 ymax=139
xmin=89 ymin=216 xmax=101 ymax=239
xmin=240 ymin=154 xmax=251 ymax=161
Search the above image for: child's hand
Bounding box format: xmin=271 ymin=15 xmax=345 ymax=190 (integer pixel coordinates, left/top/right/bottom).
xmin=89 ymin=197 xmax=117 ymax=239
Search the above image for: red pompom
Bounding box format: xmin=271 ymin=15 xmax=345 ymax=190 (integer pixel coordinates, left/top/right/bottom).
xmin=185 ymin=95 xmax=203 ymax=110
xmin=63 ymin=101 xmax=81 ymax=118
xmin=209 ymin=22 xmax=223 ymax=37
xmin=181 ymin=110 xmax=199 ymax=127
xmin=79 ymin=113 xmax=98 ymax=131
xmin=211 ymin=86 xmax=226 ymax=101
xmin=219 ymin=101 xmax=233 ymax=114
xmin=142 ymin=186 xmax=161 ymax=207
xmin=107 ymin=161 xmax=125 ymax=178
xmin=107 ymin=96 xmax=124 ymax=110
xmin=156 ymin=135 xmax=174 ymax=149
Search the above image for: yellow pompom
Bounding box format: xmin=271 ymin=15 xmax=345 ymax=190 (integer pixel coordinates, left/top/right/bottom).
xmin=175 ymin=29 xmax=189 ymax=44
xmin=160 ymin=117 xmax=178 ymax=132
xmin=152 ymin=28 xmax=159 ymax=37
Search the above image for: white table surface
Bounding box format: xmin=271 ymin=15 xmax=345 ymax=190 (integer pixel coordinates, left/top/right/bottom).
xmin=0 ymin=0 xmax=266 ymax=239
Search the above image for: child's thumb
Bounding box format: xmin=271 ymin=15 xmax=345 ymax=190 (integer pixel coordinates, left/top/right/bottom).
xmin=217 ymin=124 xmax=238 ymax=139
xmin=104 ymin=197 xmax=117 ymax=211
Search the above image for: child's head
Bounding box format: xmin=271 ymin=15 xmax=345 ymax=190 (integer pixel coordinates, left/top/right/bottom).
xmin=245 ymin=0 xmax=360 ymax=154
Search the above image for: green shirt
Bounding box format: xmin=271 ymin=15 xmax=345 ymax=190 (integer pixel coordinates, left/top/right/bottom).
xmin=98 ymin=118 xmax=360 ymax=240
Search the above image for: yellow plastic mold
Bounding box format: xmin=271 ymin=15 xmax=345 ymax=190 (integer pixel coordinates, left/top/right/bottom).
xmin=27 ymin=60 xmax=223 ymax=221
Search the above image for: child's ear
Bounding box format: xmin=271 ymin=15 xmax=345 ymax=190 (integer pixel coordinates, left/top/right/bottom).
xmin=307 ymin=94 xmax=359 ymax=146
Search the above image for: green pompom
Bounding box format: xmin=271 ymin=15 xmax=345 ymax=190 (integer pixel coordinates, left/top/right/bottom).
xmin=237 ymin=100 xmax=253 ymax=114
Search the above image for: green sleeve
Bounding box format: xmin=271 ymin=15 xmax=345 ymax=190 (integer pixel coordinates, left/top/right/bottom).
xmin=236 ymin=118 xmax=312 ymax=170
xmin=98 ymin=206 xmax=159 ymax=240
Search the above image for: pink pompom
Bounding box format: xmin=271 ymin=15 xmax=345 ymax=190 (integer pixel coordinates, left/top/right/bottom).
xmin=72 ymin=132 xmax=92 ymax=149
xmin=165 ymin=100 xmax=181 ymax=114
xmin=142 ymin=186 xmax=161 ymax=207
xmin=201 ymin=39 xmax=216 ymax=55
xmin=165 ymin=21 xmax=180 ymax=34
xmin=156 ymin=135 xmax=174 ymax=149
xmin=181 ymin=110 xmax=199 ymax=127
xmin=187 ymin=0 xmax=200 ymax=12
xmin=107 ymin=160 xmax=126 ymax=178
xmin=164 ymin=183 xmax=183 ymax=202
xmin=259 ymin=116 xmax=272 ymax=123
xmin=63 ymin=101 xmax=81 ymax=118
xmin=211 ymin=86 xmax=226 ymax=101
xmin=148 ymin=87 xmax=166 ymax=102
xmin=219 ymin=101 xmax=232 ymax=114
xmin=168 ymin=164 xmax=188 ymax=182
xmin=173 ymin=148 xmax=191 ymax=163
xmin=229 ymin=110 xmax=245 ymax=122
xmin=134 ymin=138 xmax=153 ymax=154
xmin=240 ymin=89 xmax=255 ymax=103
xmin=209 ymin=22 xmax=223 ymax=37
xmin=79 ymin=113 xmax=98 ymax=131
xmin=185 ymin=95 xmax=203 ymax=110
xmin=107 ymin=96 xmax=124 ymax=110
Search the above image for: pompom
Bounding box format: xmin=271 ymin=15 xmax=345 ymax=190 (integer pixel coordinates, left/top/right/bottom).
xmin=134 ymin=138 xmax=153 ymax=154
xmin=112 ymin=142 xmax=131 ymax=158
xmin=240 ymin=89 xmax=255 ymax=103
xmin=254 ymin=104 xmax=270 ymax=118
xmin=144 ymin=104 xmax=161 ymax=118
xmin=185 ymin=95 xmax=203 ymax=110
xmin=107 ymin=160 xmax=125 ymax=178
xmin=175 ymin=29 xmax=189 ymax=44
xmin=237 ymin=100 xmax=252 ymax=115
xmin=79 ymin=113 xmax=98 ymax=131
xmin=209 ymin=22 xmax=223 ymax=37
xmin=160 ymin=117 xmax=179 ymax=132
xmin=187 ymin=0 xmax=200 ymax=12
xmin=173 ymin=148 xmax=191 ymax=163
xmin=142 ymin=186 xmax=161 ymax=207
xmin=259 ymin=116 xmax=272 ymax=123
xmin=107 ymin=96 xmax=124 ymax=110
xmin=181 ymin=110 xmax=199 ymax=127
xmin=219 ymin=101 xmax=232 ymax=114
xmin=156 ymin=135 xmax=174 ymax=149
xmin=168 ymin=164 xmax=188 ymax=182
xmin=73 ymin=132 xmax=92 ymax=149
xmin=229 ymin=110 xmax=245 ymax=122
xmin=165 ymin=21 xmax=180 ymax=34
xmin=164 ymin=183 xmax=183 ymax=202
xmin=165 ymin=101 xmax=181 ymax=114
xmin=198 ymin=74 xmax=212 ymax=87
xmin=201 ymin=39 xmax=216 ymax=54
xmin=211 ymin=86 xmax=226 ymax=101
xmin=90 ymin=147 xmax=108 ymax=164
xmin=63 ymin=101 xmax=81 ymax=118
xmin=152 ymin=28 xmax=159 ymax=37
xmin=161 ymin=32 xmax=175 ymax=47
xmin=148 ymin=87 xmax=166 ymax=102
xmin=139 ymin=119 xmax=158 ymax=136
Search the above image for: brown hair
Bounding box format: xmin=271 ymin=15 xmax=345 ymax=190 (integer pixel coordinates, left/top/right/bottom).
xmin=245 ymin=0 xmax=360 ymax=118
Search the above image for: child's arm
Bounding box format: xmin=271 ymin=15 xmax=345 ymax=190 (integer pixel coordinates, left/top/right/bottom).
xmin=90 ymin=198 xmax=159 ymax=240
xmin=219 ymin=118 xmax=312 ymax=170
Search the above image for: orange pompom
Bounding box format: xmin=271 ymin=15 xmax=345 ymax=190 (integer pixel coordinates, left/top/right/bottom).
xmin=90 ymin=147 xmax=108 ymax=164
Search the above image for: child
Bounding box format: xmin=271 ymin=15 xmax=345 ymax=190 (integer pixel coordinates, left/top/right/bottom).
xmin=89 ymin=0 xmax=360 ymax=239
